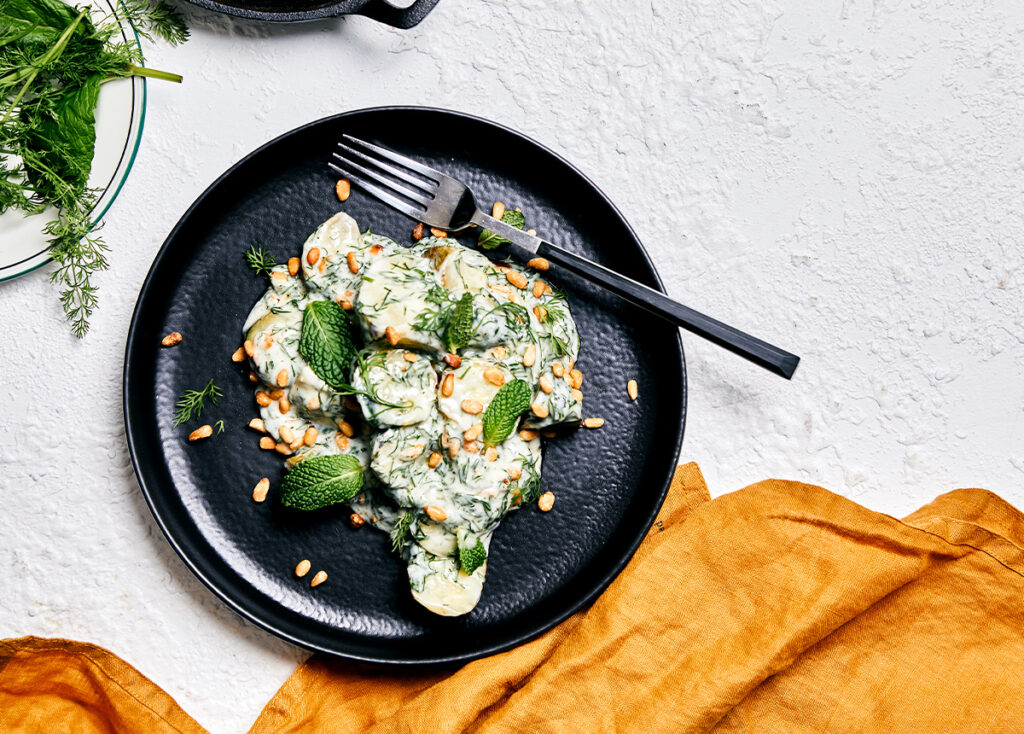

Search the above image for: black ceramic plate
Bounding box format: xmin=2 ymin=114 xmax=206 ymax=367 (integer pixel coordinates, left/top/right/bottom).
xmin=124 ymin=107 xmax=686 ymax=664
xmin=183 ymin=0 xmax=439 ymax=27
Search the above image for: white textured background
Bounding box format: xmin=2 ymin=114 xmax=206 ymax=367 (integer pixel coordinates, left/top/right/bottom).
xmin=2 ymin=0 xmax=1023 ymax=730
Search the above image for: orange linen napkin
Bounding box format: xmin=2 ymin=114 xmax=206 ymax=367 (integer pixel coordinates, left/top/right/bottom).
xmin=4 ymin=462 xmax=1024 ymax=732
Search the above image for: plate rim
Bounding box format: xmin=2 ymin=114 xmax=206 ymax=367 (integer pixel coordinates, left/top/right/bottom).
xmin=0 ymin=0 xmax=148 ymax=283
xmin=123 ymin=105 xmax=687 ymax=664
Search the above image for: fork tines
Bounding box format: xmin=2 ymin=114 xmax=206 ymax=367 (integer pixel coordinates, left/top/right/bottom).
xmin=329 ymin=136 xmax=439 ymax=218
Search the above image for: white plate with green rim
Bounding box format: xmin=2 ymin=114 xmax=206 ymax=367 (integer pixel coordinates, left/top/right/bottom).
xmin=0 ymin=0 xmax=146 ymax=283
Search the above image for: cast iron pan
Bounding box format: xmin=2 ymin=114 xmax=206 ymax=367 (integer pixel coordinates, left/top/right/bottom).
xmin=184 ymin=0 xmax=440 ymax=27
xmin=124 ymin=106 xmax=686 ymax=664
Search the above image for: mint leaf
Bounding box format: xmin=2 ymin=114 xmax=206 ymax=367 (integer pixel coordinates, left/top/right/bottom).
xmin=444 ymin=292 xmax=475 ymax=352
xmin=299 ymin=300 xmax=358 ymax=390
xmin=280 ymin=455 xmax=364 ymax=511
xmin=482 ymin=379 xmax=531 ymax=447
xmin=457 ymin=536 xmax=487 ymax=575
xmin=479 ymin=209 xmax=526 ymax=250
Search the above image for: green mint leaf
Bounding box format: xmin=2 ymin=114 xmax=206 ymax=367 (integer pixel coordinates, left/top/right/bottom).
xmin=456 ymin=536 xmax=487 ymax=575
xmin=482 ymin=379 xmax=532 ymax=447
xmin=280 ymin=455 xmax=364 ymax=511
xmin=444 ymin=292 xmax=475 ymax=353
xmin=479 ymin=209 xmax=526 ymax=250
xmin=299 ymin=300 xmax=358 ymax=390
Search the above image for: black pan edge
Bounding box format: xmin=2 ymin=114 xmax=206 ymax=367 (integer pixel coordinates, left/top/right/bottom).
xmin=123 ymin=105 xmax=687 ymax=665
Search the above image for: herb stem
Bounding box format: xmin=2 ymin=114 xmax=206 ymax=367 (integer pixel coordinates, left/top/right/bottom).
xmin=124 ymin=64 xmax=183 ymax=83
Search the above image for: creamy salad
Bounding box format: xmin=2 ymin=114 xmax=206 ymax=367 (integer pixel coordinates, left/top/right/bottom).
xmin=242 ymin=211 xmax=582 ymax=616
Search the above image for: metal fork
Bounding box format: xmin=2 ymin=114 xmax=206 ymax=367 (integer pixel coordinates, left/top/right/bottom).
xmin=329 ymin=135 xmax=800 ymax=379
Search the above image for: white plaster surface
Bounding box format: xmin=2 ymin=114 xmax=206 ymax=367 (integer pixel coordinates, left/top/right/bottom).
xmin=2 ymin=0 xmax=1024 ymax=730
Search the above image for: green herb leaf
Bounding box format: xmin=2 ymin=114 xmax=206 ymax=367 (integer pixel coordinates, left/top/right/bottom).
xmin=280 ymin=455 xmax=364 ymax=512
xmin=390 ymin=512 xmax=414 ymax=552
xmin=478 ymin=209 xmax=526 ymax=250
xmin=172 ymin=379 xmax=222 ymax=428
xmin=244 ymin=244 xmax=276 ymax=276
xmin=482 ymin=379 xmax=532 ymax=447
xmin=299 ymin=301 xmax=358 ymax=390
xmin=444 ymin=292 xmax=475 ymax=353
xmin=456 ymin=535 xmax=487 ymax=575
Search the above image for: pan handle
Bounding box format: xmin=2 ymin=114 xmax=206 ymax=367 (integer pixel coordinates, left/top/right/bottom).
xmin=356 ymin=0 xmax=441 ymax=28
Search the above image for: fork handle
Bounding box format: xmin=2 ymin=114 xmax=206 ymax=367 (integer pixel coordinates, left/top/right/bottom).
xmin=535 ymin=242 xmax=800 ymax=379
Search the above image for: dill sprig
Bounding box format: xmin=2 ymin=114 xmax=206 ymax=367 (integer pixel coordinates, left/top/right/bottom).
xmin=245 ymin=244 xmax=276 ymax=276
xmin=390 ymin=512 xmax=414 ymax=553
xmin=172 ymin=379 xmax=223 ymax=427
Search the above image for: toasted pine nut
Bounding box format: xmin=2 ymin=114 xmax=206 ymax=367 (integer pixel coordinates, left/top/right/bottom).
xmin=339 ymin=298 xmax=353 ymax=310
xmin=551 ymin=362 xmax=565 ymax=378
xmin=542 ymin=429 xmax=557 ymax=438
xmin=335 ymin=434 xmax=350 ymax=451
xmin=403 ymin=443 xmax=425 ymax=460
xmin=336 ymin=178 xmax=351 ymax=201
xmin=570 ymin=369 xmax=583 ymax=389
xmin=288 ymin=256 xmax=300 ymax=276
xmin=289 ymin=436 xmax=304 ymax=450
xmin=519 ymin=429 xmax=539 ymax=441
xmin=461 ymin=399 xmax=483 ymax=415
xmin=429 ymin=227 xmax=448 ymax=239
xmin=336 ymin=419 xmax=355 ymax=437
xmin=571 ymin=388 xmax=584 ymax=402
xmin=448 ymin=441 xmax=460 ymax=458
xmin=276 ymin=369 xmax=288 ymax=388
xmin=444 ymin=353 xmax=462 ymax=368
xmin=252 ymin=477 xmax=270 ymax=503
xmin=295 ymin=559 xmax=311 ymax=577
xmin=506 ymin=271 xmax=528 ymax=289
xmin=627 ymin=379 xmax=638 ymax=401
xmin=441 ymin=373 xmax=455 ymax=398
xmin=347 ymin=251 xmax=359 ymax=274
xmin=483 ymin=367 xmax=505 ymax=386
xmin=249 ymin=371 xmax=259 ymax=383
xmin=248 ymin=418 xmax=266 ymax=432
xmin=305 ymin=396 xmax=321 ymax=411
xmin=350 ymin=512 xmax=365 ymax=528
xmin=263 ymin=335 xmax=274 ymax=349
xmin=508 ymin=466 xmax=522 ymax=480
xmin=532 ymin=281 xmax=546 ymax=299
xmin=269 ymin=389 xmax=285 ymax=400
xmin=188 ymin=425 xmax=213 ymax=442
xmin=303 ymin=427 xmax=318 ymax=446
xmin=412 ymin=222 xmax=425 ymax=240
xmin=530 ymin=402 xmax=549 ymax=419
xmin=527 ymin=257 xmax=550 ymax=271
xmin=279 ymin=397 xmax=290 ymax=413
xmin=522 ymin=344 xmax=537 ymax=367
xmin=244 ymin=340 xmax=256 ymax=358
xmin=161 ymin=332 xmax=183 ymax=347
xmin=491 ymin=346 xmax=508 ymax=360
xmin=463 ymin=440 xmax=480 ymax=454
xmin=311 ymin=570 xmax=328 ymax=587
xmin=583 ymin=417 xmax=605 ymax=429
xmin=427 ymin=451 xmax=442 ymax=468
xmin=538 ymin=492 xmax=555 ymax=512
xmin=385 ymin=326 xmax=400 ymax=346
xmin=255 ymin=391 xmax=272 ymax=407
xmin=370 ymin=244 xmax=383 ymax=256
xmin=425 ymin=505 xmax=447 ymax=522
xmin=492 ymin=201 xmax=506 ymax=219
xmin=533 ymin=305 xmax=548 ymax=322
xmin=485 ymin=446 xmax=498 ymax=462
xmin=464 ymin=423 xmax=483 ymax=442
xmin=259 ymin=436 xmax=276 ymax=450
xmin=275 ymin=442 xmax=293 ymax=455
xmin=318 ymin=258 xmax=327 ymax=273
xmin=278 ymin=425 xmax=295 ymax=444
xmin=403 ymin=352 xmax=419 ymax=362
xmin=539 ymin=375 xmax=554 ymax=394
xmin=307 ymin=247 xmax=320 ymax=266
xmin=231 ymin=347 xmax=246 ymax=362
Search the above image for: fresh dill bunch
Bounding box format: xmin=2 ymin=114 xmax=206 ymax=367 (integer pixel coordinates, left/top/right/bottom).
xmin=244 ymin=244 xmax=277 ymax=276
xmin=118 ymin=0 xmax=190 ymax=46
xmin=172 ymin=379 xmax=223 ymax=427
xmin=390 ymin=512 xmax=414 ymax=553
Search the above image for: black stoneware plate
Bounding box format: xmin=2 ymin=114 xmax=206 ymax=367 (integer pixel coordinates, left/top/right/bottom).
xmin=124 ymin=107 xmax=686 ymax=665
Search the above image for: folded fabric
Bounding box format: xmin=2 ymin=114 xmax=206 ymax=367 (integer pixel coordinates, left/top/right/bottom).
xmin=3 ymin=463 xmax=1023 ymax=733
